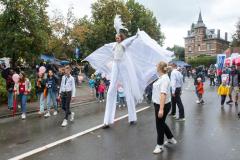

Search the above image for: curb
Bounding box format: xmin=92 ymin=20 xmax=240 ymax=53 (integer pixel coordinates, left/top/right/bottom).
xmin=0 ymin=98 xmax=96 ymax=119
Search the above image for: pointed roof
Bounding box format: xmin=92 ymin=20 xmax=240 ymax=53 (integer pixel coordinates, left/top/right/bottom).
xmin=198 ymin=11 xmax=203 ymax=23
xmin=195 ymin=11 xmax=205 ymax=28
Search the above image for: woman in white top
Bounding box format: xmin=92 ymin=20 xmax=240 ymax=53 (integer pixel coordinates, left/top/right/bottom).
xmin=152 ymin=62 xmax=177 ymax=154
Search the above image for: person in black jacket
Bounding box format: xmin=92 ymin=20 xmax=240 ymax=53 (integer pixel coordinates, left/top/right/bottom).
xmin=35 ymin=73 xmax=46 ymax=115
xmin=44 ymin=70 xmax=59 ymax=117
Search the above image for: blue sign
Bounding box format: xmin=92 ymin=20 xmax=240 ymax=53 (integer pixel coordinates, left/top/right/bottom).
xmin=217 ymin=54 xmax=226 ymax=70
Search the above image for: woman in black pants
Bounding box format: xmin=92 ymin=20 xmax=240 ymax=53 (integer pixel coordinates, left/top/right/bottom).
xmin=152 ymin=61 xmax=177 ymax=154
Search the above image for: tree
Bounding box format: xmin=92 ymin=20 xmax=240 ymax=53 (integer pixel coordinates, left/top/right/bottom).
xmin=91 ymin=0 xmax=132 ymax=50
xmin=81 ymin=0 xmax=165 ymax=55
xmin=48 ymin=7 xmax=77 ymax=59
xmin=167 ymin=45 xmax=185 ymax=61
xmin=0 ymin=0 xmax=51 ymax=67
xmin=232 ymin=18 xmax=240 ymax=47
xmin=126 ymin=0 xmax=165 ymax=45
xmin=70 ymin=16 xmax=93 ymax=57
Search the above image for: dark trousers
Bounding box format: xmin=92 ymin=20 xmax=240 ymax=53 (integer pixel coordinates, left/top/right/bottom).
xmin=210 ymin=78 xmax=215 ymax=86
xmin=119 ymin=97 xmax=125 ymax=106
xmin=61 ymin=91 xmax=72 ymax=120
xmin=171 ymin=87 xmax=185 ymax=118
xmin=95 ymin=87 xmax=99 ymax=98
xmin=154 ymin=103 xmax=173 ymax=145
xmin=99 ymin=92 xmax=104 ymax=100
xmin=221 ymin=95 xmax=227 ymax=105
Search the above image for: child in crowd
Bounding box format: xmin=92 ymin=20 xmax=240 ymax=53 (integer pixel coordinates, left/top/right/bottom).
xmin=218 ymin=80 xmax=230 ymax=107
xmin=94 ymin=75 xmax=101 ymax=100
xmin=118 ymin=85 xmax=126 ymax=108
xmin=196 ymin=77 xmax=204 ymax=104
xmin=35 ymin=73 xmax=46 ymax=115
xmin=88 ymin=74 xmax=95 ymax=95
xmin=98 ymin=80 xmax=106 ymax=102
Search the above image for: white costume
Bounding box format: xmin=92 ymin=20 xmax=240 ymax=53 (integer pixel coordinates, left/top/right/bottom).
xmin=84 ymin=15 xmax=174 ymax=125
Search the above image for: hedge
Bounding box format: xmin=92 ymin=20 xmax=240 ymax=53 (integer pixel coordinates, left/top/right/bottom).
xmin=0 ymin=76 xmax=37 ymax=104
xmin=187 ymin=55 xmax=216 ymax=68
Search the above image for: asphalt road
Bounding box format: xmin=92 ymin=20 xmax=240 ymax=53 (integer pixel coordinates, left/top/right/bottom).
xmin=1 ymin=78 xmax=240 ymax=160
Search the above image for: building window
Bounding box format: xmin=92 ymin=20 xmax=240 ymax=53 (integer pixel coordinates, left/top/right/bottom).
xmin=188 ymin=46 xmax=192 ymax=52
xmin=207 ymin=43 xmax=212 ymax=51
xmin=198 ymin=45 xmax=201 ymax=51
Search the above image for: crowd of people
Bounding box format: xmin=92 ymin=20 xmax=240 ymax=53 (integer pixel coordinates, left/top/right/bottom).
xmin=88 ymin=73 xmax=127 ymax=107
xmin=0 ymin=61 xmax=90 ymax=127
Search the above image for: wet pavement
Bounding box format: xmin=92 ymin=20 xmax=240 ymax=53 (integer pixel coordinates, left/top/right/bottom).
xmin=1 ymin=78 xmax=240 ymax=160
xmin=0 ymin=84 xmax=95 ymax=118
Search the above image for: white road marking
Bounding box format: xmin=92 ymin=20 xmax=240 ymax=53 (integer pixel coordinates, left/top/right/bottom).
xmin=8 ymin=106 xmax=151 ymax=160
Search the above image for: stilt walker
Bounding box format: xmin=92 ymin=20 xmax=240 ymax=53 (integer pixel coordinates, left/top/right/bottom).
xmin=84 ymin=15 xmax=174 ymax=128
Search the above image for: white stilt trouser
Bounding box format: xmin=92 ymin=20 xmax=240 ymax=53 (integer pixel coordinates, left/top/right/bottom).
xmin=103 ymin=62 xmax=137 ymax=125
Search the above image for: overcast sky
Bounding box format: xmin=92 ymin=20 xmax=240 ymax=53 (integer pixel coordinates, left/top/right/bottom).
xmin=47 ymin=0 xmax=240 ymax=48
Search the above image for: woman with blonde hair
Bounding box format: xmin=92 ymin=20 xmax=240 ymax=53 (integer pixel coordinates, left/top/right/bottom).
xmin=152 ymin=62 xmax=177 ymax=154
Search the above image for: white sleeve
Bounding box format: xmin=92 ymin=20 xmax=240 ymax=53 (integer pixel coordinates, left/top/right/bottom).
xmin=171 ymin=72 xmax=176 ymax=94
xmin=71 ymin=77 xmax=76 ymax=97
xmin=179 ymin=72 xmax=184 ymax=86
xmin=59 ymin=76 xmax=64 ymax=94
xmin=160 ymin=79 xmax=169 ymax=94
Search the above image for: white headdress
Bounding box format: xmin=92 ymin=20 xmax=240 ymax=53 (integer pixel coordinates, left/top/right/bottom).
xmin=114 ymin=15 xmax=128 ymax=34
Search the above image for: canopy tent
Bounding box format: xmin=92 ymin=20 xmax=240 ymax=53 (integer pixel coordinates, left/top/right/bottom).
xmin=170 ymin=60 xmax=191 ymax=67
xmin=40 ymin=54 xmax=55 ymax=62
xmin=40 ymin=54 xmax=71 ymax=66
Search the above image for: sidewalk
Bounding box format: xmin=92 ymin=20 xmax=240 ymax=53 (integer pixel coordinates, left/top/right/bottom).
xmin=0 ymin=84 xmax=96 ymax=119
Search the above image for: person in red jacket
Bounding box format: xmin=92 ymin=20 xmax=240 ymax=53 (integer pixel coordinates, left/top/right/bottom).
xmin=98 ymin=80 xmax=106 ymax=102
xmin=196 ymin=77 xmax=204 ymax=104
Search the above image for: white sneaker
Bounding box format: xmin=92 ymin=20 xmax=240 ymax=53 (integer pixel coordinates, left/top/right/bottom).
xmin=53 ymin=111 xmax=58 ymax=116
xmin=164 ymin=138 xmax=177 ymax=145
xmin=21 ymin=113 xmax=26 ymax=120
xmin=102 ymin=99 xmax=105 ymax=102
xmin=153 ymin=145 xmax=163 ymax=154
xmin=70 ymin=112 xmax=75 ymax=122
xmin=61 ymin=119 xmax=68 ymax=127
xmin=196 ymin=100 xmax=200 ymax=104
xmin=118 ymin=105 xmax=121 ymax=108
xmin=123 ymin=104 xmax=126 ymax=107
xmin=44 ymin=111 xmax=50 ymax=118
xmin=100 ymin=100 xmax=102 ymax=102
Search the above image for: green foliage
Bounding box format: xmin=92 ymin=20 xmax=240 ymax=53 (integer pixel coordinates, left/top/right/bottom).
xmin=126 ymin=0 xmax=165 ymax=45
xmin=0 ymin=76 xmax=7 ymax=103
xmin=167 ymin=45 xmax=185 ymax=61
xmin=0 ymin=0 xmax=165 ymax=61
xmin=232 ymin=18 xmax=240 ymax=47
xmin=60 ymin=0 xmax=165 ymax=58
xmin=0 ymin=75 xmax=37 ymax=104
xmin=0 ymin=0 xmax=51 ymax=67
xmin=187 ymin=55 xmax=216 ymax=67
xmin=29 ymin=78 xmax=37 ymax=102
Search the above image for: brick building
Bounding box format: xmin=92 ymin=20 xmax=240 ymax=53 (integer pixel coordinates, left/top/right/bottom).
xmin=184 ymin=12 xmax=230 ymax=57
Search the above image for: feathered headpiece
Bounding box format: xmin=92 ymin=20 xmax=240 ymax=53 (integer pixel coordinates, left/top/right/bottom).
xmin=114 ymin=15 xmax=128 ymax=34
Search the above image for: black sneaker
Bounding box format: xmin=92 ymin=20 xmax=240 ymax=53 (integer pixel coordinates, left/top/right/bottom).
xmin=235 ymin=102 xmax=238 ymax=106
xmin=102 ymin=125 xmax=110 ymax=129
xmin=130 ymin=121 xmax=137 ymax=125
xmin=226 ymin=100 xmax=233 ymax=104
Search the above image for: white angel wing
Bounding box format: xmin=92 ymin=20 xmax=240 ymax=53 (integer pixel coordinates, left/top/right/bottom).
xmin=114 ymin=15 xmax=128 ymax=34
xmin=122 ymin=30 xmax=174 ymax=89
xmin=83 ymin=42 xmax=116 ymax=76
